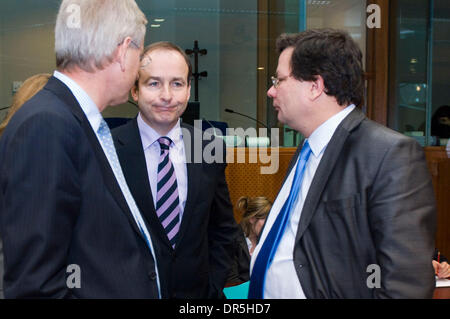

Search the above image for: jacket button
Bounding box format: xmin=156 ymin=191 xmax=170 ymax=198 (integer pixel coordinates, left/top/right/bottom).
xmin=148 ymin=272 xmax=157 ymax=280
xmin=298 ymin=264 xmax=303 ymax=268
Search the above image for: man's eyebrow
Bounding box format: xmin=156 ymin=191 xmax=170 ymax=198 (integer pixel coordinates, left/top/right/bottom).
xmin=142 ymin=76 xmax=187 ymax=83
xmin=171 ymin=77 xmax=187 ymax=82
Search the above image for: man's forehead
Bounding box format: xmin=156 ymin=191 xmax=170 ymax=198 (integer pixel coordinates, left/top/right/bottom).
xmin=277 ymin=47 xmax=293 ymax=75
xmin=140 ymin=54 xmax=152 ymax=69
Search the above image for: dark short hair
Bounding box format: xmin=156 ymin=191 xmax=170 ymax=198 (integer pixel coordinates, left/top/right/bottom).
xmin=140 ymin=41 xmax=192 ymax=85
xmin=276 ymin=29 xmax=364 ymax=107
xmin=431 ymin=105 xmax=450 ymax=138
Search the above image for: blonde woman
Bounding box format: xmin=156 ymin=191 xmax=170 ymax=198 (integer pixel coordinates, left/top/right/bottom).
xmin=0 ymin=73 xmax=51 ymax=136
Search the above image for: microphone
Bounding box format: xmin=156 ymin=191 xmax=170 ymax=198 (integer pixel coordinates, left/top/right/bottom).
xmin=225 ymin=108 xmax=268 ymax=128
xmin=225 ymin=108 xmax=271 ymax=146
xmin=202 ymin=118 xmax=220 ymax=136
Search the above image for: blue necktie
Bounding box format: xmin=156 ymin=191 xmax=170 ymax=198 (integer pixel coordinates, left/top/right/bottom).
xmin=248 ymin=141 xmax=312 ymax=299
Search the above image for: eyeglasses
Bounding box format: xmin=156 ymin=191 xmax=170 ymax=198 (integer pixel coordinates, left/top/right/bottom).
xmin=117 ymin=38 xmax=140 ymax=49
xmin=129 ymin=39 xmax=140 ymax=49
xmin=271 ymin=75 xmax=290 ymax=88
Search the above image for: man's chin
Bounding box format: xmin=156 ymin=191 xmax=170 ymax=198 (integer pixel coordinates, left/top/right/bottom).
xmin=109 ymin=95 xmax=130 ymax=107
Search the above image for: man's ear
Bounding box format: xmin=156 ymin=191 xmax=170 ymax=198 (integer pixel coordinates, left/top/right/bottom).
xmin=310 ymin=75 xmax=326 ymax=101
xmin=131 ymin=85 xmax=139 ymax=102
xmin=187 ymin=82 xmax=191 ymax=101
xmin=116 ymin=37 xmax=132 ymax=72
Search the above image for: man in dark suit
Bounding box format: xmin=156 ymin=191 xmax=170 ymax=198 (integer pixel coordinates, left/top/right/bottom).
xmin=0 ymin=0 xmax=161 ymax=298
xmin=112 ymin=42 xmax=238 ymax=298
xmin=249 ymin=29 xmax=436 ymax=298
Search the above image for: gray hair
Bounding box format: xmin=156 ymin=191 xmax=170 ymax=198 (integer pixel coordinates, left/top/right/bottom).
xmin=55 ymin=0 xmax=147 ymax=72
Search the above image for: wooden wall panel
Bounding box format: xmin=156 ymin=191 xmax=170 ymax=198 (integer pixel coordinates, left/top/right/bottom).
xmin=225 ymin=147 xmax=296 ymax=222
xmin=225 ymin=147 xmax=450 ymax=257
xmin=425 ymin=147 xmax=450 ymax=258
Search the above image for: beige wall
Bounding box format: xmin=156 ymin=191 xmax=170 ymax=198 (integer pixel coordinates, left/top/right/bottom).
xmin=0 ymin=4 xmax=56 ymax=122
xmin=307 ymin=0 xmax=367 ymax=65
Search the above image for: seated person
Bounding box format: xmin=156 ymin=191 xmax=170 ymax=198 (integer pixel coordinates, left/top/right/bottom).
xmin=431 ymin=105 xmax=450 ymax=144
xmin=227 ymin=196 xmax=272 ymax=285
xmin=433 ymin=249 xmax=450 ymax=279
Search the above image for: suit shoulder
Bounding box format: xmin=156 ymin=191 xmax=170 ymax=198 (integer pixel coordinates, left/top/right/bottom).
xmin=359 ymin=118 xmax=420 ymax=148
xmin=111 ymin=118 xmax=136 ymax=136
xmin=5 ymin=90 xmax=79 ymax=138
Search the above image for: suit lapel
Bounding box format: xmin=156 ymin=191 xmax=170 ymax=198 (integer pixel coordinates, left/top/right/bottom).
xmin=113 ymin=119 xmax=173 ymax=248
xmin=294 ymin=108 xmax=366 ymax=243
xmin=176 ymin=123 xmax=203 ymax=245
xmin=44 ymin=76 xmax=144 ymax=239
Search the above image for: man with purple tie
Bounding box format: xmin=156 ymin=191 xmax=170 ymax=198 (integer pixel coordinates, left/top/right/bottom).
xmin=112 ymin=42 xmax=238 ymax=298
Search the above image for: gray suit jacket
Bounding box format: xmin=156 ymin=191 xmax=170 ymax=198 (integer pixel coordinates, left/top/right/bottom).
xmin=280 ymin=108 xmax=436 ymax=298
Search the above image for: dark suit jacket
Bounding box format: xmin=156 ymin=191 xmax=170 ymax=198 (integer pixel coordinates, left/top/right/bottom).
xmin=0 ymin=76 xmax=159 ymax=298
xmin=0 ymin=237 xmax=3 ymax=299
xmin=112 ymin=119 xmax=238 ymax=298
xmin=276 ymin=108 xmax=436 ymax=298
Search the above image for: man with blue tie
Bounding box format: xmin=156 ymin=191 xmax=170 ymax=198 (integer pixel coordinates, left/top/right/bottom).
xmin=112 ymin=42 xmax=238 ymax=298
xmin=0 ymin=0 xmax=160 ymax=298
xmin=249 ymin=29 xmax=436 ymax=298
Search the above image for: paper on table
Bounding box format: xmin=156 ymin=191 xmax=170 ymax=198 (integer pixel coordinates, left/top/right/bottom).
xmin=435 ymin=277 xmax=450 ymax=287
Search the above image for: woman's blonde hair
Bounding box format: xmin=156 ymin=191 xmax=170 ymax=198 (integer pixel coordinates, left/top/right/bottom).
xmin=0 ymin=73 xmax=51 ymax=136
xmin=237 ymin=196 xmax=272 ymax=238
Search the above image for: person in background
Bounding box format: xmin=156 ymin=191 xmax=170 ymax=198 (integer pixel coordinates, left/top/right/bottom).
xmin=227 ymin=196 xmax=272 ymax=285
xmin=433 ymin=249 xmax=450 ymax=279
xmin=0 ymin=0 xmax=160 ymax=298
xmin=0 ymin=73 xmax=51 ymax=137
xmin=0 ymin=73 xmax=51 ymax=299
xmin=431 ymin=105 xmax=450 ymax=142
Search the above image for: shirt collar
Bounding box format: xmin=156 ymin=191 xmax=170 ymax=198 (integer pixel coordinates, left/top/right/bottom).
xmin=307 ymin=104 xmax=356 ymax=157
xmin=137 ymin=113 xmax=183 ymax=150
xmin=53 ymin=70 xmax=103 ymax=132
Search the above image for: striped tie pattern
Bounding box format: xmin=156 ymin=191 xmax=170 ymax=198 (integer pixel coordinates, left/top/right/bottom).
xmin=156 ymin=137 xmax=180 ymax=248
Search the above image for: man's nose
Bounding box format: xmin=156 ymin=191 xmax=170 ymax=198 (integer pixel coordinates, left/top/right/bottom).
xmin=160 ymin=85 xmax=172 ymax=101
xmin=267 ymin=85 xmax=276 ymax=98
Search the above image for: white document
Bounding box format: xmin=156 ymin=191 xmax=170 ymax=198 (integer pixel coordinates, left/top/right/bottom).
xmin=436 ymin=277 xmax=450 ymax=287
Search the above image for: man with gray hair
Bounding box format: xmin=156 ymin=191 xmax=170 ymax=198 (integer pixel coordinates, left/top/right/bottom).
xmin=0 ymin=0 xmax=160 ymax=298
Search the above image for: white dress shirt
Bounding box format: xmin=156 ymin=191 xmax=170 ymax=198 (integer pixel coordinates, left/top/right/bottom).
xmin=53 ymin=71 xmax=103 ymax=134
xmin=137 ymin=114 xmax=188 ymax=219
xmin=250 ymin=104 xmax=355 ymax=299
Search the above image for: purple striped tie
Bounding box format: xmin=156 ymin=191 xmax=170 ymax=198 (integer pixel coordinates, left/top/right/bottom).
xmin=156 ymin=137 xmax=180 ymax=248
